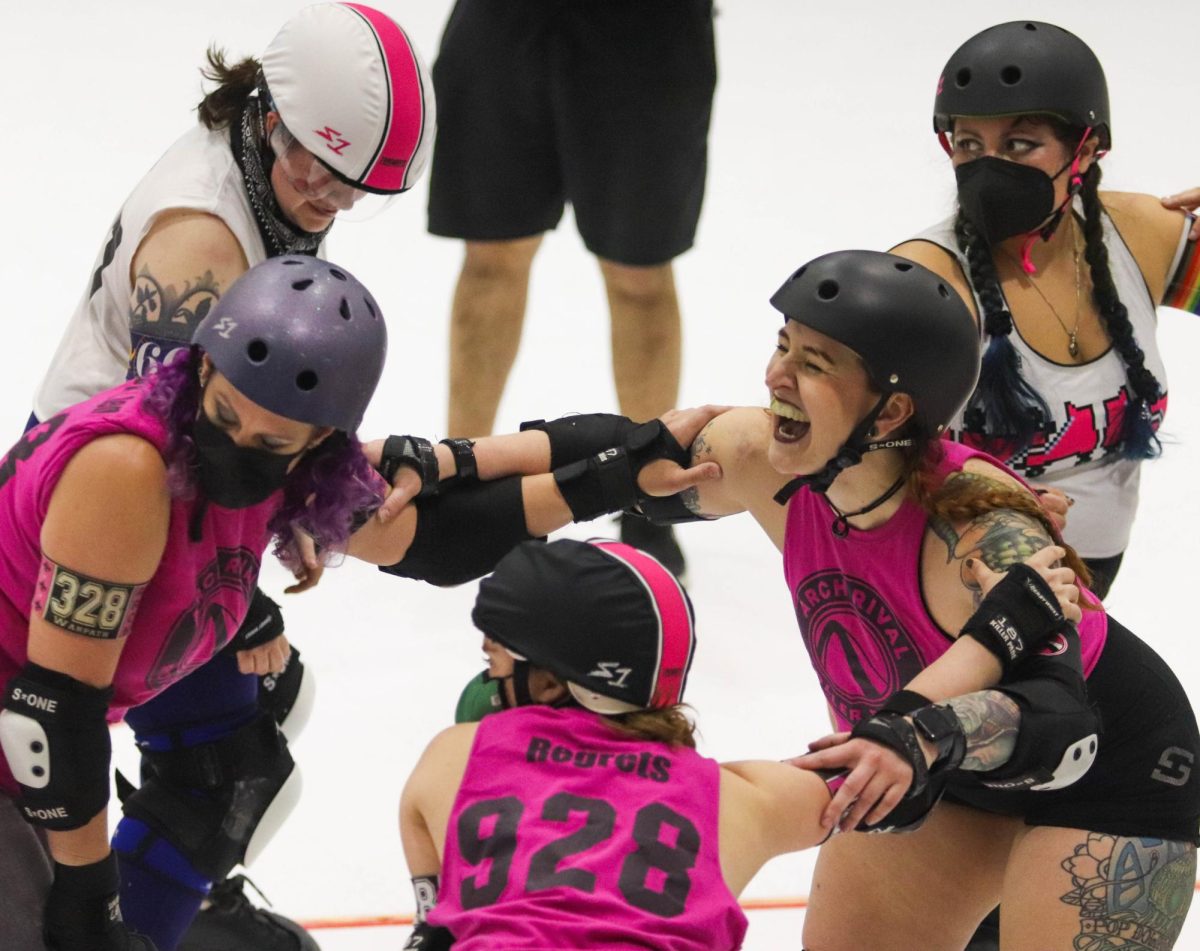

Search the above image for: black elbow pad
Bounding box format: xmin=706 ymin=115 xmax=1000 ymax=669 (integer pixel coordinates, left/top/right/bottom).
xmin=978 ymin=629 xmax=1100 ymax=793
xmin=379 ymin=476 xmax=537 ymax=587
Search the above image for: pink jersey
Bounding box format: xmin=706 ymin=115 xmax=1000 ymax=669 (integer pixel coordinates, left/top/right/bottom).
xmin=429 ymin=705 xmax=748 ymax=951
xmin=0 ymin=380 xmax=277 ymax=792
xmin=783 ymin=442 xmax=1107 ymax=730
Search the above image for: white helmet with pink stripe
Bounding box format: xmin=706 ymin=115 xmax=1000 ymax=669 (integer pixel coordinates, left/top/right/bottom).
xmin=473 ymin=539 xmax=697 ymax=714
xmin=262 ymin=2 xmax=434 ymax=195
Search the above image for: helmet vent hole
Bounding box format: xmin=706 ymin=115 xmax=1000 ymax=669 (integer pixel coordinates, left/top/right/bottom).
xmin=937 ymin=283 xmax=951 ymax=298
xmin=246 ymin=339 xmax=269 ymax=364
xmin=328 ymin=268 xmax=347 ymax=281
xmin=281 ymin=258 xmax=304 ymax=266
xmin=789 ymin=265 xmax=808 ymax=282
xmin=955 ymin=68 xmax=971 ymax=88
xmin=1000 ymin=65 xmax=1022 ymax=85
xmin=291 ymin=279 xmax=314 ymax=291
xmin=339 ymin=298 xmax=352 ymax=321
xmin=365 ymin=298 xmax=378 ymax=319
xmin=894 ymin=262 xmax=913 ymax=272
xmin=817 ymin=280 xmax=840 ymax=301
xmin=296 ymin=370 xmax=319 ymax=392
xmin=1024 ymin=22 xmax=1038 ymax=31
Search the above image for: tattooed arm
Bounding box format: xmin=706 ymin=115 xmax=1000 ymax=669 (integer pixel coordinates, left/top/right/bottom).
xmin=904 ymin=469 xmax=1081 ymax=703
xmin=125 ymin=210 xmax=249 ymax=378
xmin=944 ymin=690 xmax=1020 ymax=771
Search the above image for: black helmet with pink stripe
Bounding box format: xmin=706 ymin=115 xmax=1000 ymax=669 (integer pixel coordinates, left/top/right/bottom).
xmin=473 ymin=539 xmax=696 ymax=713
xmin=262 ymin=2 xmax=435 ymax=194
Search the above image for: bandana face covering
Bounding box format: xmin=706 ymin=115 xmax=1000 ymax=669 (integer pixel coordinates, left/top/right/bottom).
xmin=193 ymin=412 xmax=299 ymax=509
xmin=230 ymin=92 xmax=330 ymax=257
xmin=954 ymin=156 xmax=1059 ymax=246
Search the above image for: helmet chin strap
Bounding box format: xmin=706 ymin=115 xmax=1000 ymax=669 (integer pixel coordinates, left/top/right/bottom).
xmin=485 ymin=662 xmax=573 ymax=710
xmin=1018 ymin=126 xmax=1094 ymax=275
xmin=772 ymin=394 xmax=913 ymax=519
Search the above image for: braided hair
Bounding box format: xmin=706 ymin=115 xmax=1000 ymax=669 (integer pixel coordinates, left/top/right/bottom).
xmin=1077 ymin=164 xmax=1163 ymax=458
xmin=954 ymin=121 xmax=1163 ymax=461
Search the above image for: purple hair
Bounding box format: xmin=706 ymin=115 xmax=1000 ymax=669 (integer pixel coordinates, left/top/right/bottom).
xmin=143 ymin=345 xmax=383 ymax=567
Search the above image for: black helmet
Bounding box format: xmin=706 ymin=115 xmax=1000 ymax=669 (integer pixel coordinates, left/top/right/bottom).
xmin=472 ymin=539 xmax=696 ymax=714
xmin=933 ymin=21 xmax=1110 ymax=150
xmin=770 ymin=250 xmax=978 ymax=436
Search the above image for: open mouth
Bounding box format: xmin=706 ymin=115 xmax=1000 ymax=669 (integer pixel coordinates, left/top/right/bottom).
xmin=770 ymin=398 xmax=811 ymax=444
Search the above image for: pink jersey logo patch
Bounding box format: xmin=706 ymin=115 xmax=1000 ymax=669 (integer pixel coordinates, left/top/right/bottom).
xmin=794 ymin=570 xmax=924 ymax=723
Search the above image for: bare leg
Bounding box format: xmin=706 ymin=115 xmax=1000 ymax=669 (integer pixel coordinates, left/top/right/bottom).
xmin=447 ymin=236 xmax=543 ymax=437
xmin=600 ymin=258 xmax=687 ymax=573
xmin=600 ymin=259 xmax=681 ymax=422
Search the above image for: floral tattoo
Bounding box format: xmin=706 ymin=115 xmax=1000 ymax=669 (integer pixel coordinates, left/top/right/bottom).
xmin=1060 ymin=833 xmax=1195 ymax=950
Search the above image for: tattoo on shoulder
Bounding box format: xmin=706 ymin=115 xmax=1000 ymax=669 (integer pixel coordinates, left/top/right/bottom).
xmin=932 ymin=498 xmax=1053 ymax=603
xmin=131 ymin=266 xmax=221 ymax=342
xmin=689 ymin=423 xmax=715 ymax=466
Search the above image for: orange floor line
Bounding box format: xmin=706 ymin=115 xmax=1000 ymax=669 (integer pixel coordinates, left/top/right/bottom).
xmin=297 ymin=881 xmax=1200 ymax=932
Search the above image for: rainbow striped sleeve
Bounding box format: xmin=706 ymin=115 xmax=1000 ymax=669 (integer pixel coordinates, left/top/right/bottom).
xmin=1164 ymin=216 xmax=1200 ymax=314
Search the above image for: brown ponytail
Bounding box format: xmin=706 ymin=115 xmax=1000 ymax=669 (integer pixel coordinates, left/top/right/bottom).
xmin=196 ymin=46 xmax=261 ymax=130
xmin=604 ymin=705 xmax=698 ymax=748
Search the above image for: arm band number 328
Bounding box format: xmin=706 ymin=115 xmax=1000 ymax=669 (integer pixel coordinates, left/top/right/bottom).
xmin=33 ymin=555 xmax=145 ymax=640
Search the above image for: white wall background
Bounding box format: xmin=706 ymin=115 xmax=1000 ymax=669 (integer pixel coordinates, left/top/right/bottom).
xmin=2 ymin=1 xmax=1198 ymax=946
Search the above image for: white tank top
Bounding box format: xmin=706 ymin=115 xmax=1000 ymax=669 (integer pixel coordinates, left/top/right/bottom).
xmin=34 ymin=125 xmax=271 ymax=420
xmin=910 ymin=208 xmax=1184 ymax=558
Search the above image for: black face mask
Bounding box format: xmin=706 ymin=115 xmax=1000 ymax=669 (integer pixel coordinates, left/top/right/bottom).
xmin=193 ymin=412 xmax=301 ymax=509
xmin=954 ymin=156 xmax=1062 ymax=246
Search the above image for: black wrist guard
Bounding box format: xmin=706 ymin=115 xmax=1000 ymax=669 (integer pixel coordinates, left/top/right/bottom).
xmin=878 ymin=689 xmax=932 ymax=716
xmin=439 ymin=438 xmax=477 ymax=485
xmin=850 ymin=711 xmax=930 ymax=799
xmin=1 ymin=663 xmax=112 ymax=830
xmin=911 ymin=703 xmax=967 ymax=774
xmin=521 ymin=413 xmax=638 ymax=469
xmin=379 ymin=435 xmax=440 ymax=498
xmin=554 ymin=448 xmax=641 ymax=522
xmin=627 ymin=421 xmax=715 ymax=525
xmin=961 ymin=563 xmax=1068 ymax=674
xmin=231 ymin=587 xmax=284 ymax=651
xmin=45 ymin=854 xmax=159 ymax=950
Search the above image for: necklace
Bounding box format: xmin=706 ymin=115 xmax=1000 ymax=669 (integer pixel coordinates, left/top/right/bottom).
xmin=1002 ymin=221 xmax=1084 ymax=361
xmin=825 ymin=474 xmax=906 ymax=538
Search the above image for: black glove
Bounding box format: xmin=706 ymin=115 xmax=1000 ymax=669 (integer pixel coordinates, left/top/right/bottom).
xmin=44 ymin=854 xmax=158 ymax=950
xmin=961 ymin=563 xmax=1069 ymax=675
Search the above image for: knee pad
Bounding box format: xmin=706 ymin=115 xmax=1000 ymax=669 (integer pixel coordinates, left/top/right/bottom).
xmin=120 ymin=714 xmax=298 ymax=880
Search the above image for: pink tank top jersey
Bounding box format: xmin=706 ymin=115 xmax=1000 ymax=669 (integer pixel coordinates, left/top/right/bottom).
xmin=0 ymin=381 xmax=277 ymax=791
xmin=429 ymin=705 xmax=748 ymax=950
xmin=783 ymin=441 xmax=1107 ymax=730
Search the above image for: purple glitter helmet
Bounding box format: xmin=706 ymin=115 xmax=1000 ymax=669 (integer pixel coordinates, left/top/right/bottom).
xmin=192 ymin=256 xmax=385 ymax=432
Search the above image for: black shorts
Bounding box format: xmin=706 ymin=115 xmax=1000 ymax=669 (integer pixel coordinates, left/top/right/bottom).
xmin=946 ymin=618 xmax=1200 ymax=844
xmin=427 ymin=0 xmax=717 ymax=266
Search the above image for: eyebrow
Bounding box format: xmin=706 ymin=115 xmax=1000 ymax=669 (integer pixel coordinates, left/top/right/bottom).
xmin=778 ymin=328 xmax=836 ymax=365
xmin=801 ymin=344 xmax=836 ymax=365
xmin=214 ymin=395 xmax=294 ymax=444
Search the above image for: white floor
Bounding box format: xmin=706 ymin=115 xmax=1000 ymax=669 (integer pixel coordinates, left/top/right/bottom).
xmin=4 ymin=1 xmax=1200 ymax=947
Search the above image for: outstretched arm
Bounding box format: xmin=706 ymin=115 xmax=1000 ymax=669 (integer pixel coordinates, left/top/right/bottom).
xmin=346 ymin=408 xmax=724 ymax=584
